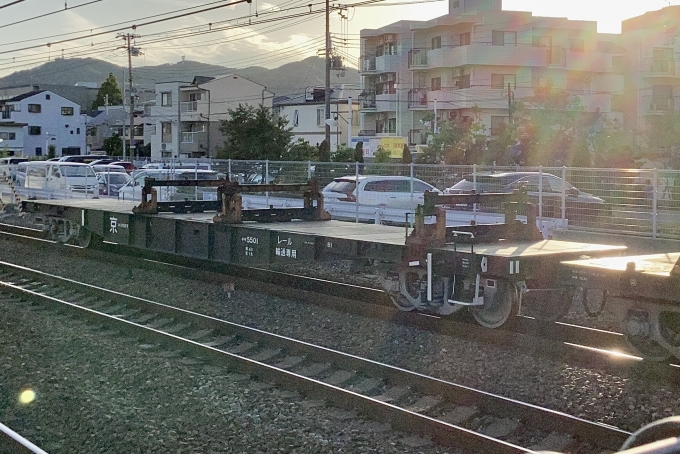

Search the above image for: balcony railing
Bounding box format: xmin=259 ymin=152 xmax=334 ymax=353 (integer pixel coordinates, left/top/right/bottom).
xmin=408 ymin=49 xmax=428 ymax=68
xmin=649 ymin=98 xmax=674 ymax=113
xmin=408 ymin=88 xmax=429 ymax=108
xmin=180 ymin=101 xmax=198 ymax=113
xmin=359 ymin=54 xmax=376 ymax=72
xmin=651 ymin=59 xmax=675 ymax=75
xmin=547 ymin=46 xmax=566 ymax=66
xmin=359 ymin=90 xmax=376 ymax=109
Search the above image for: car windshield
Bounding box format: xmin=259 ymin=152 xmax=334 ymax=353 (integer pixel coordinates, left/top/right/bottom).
xmin=103 ymin=173 xmax=132 ymax=185
xmin=61 ymin=165 xmax=96 ymax=178
xmin=325 ymin=179 xmax=356 ymax=194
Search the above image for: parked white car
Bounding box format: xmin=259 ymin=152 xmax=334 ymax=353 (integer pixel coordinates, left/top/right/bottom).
xmin=322 ymin=175 xmax=440 ymax=210
xmin=15 ymin=161 xmax=98 ymax=194
xmin=0 ymin=157 xmax=28 ymax=181
xmin=118 ymin=169 xmax=221 ymax=202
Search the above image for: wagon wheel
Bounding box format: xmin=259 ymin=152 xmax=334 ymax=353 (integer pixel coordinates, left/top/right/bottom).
xmin=471 ymin=279 xmax=515 ymax=328
xmin=625 ymin=334 xmax=672 ymax=362
xmin=391 ymin=269 xmax=425 ymax=311
xmin=623 ymin=310 xmax=672 ymax=362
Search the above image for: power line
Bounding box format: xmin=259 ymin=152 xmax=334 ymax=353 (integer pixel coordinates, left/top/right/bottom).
xmin=0 ymin=0 xmax=105 ymax=30
xmin=0 ymin=0 xmax=26 ymax=9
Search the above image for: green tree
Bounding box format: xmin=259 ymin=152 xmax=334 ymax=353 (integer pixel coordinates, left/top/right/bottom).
xmin=354 ymin=142 xmax=364 ymax=163
xmin=216 ymin=104 xmax=292 ymax=160
xmin=332 ymin=144 xmax=355 ymax=162
xmin=102 ymin=134 xmax=123 ymax=156
xmin=318 ymin=139 xmax=331 ymax=162
xmin=47 ymin=144 xmax=56 ymax=159
xmin=282 ymin=138 xmax=318 ymax=161
xmin=92 ymin=73 xmax=122 ymax=110
xmin=420 ymin=111 xmax=487 ymax=164
xmin=401 ymin=143 xmax=412 ymax=164
xmin=374 ymin=146 xmax=391 ymax=163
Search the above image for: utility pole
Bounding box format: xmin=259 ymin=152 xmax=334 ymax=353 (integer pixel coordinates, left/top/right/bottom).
xmin=324 ymin=0 xmax=331 ymax=145
xmin=507 ymin=82 xmax=514 ymax=125
xmin=118 ymin=33 xmax=140 ymax=160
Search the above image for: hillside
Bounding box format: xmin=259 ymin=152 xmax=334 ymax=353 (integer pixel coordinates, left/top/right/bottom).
xmin=0 ymin=57 xmax=359 ymax=98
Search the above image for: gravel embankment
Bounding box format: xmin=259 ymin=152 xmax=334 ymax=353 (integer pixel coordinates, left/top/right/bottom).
xmin=1 ymin=215 xmax=679 ymax=450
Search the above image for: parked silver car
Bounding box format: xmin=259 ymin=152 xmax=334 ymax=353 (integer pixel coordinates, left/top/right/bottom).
xmin=444 ymin=171 xmax=606 ymax=219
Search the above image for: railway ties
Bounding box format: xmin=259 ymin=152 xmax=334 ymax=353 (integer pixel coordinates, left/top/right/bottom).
xmin=0 ymin=261 xmax=630 ymax=453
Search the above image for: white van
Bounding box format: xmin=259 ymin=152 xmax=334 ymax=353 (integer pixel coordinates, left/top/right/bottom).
xmin=16 ymin=161 xmax=98 ymax=195
xmin=118 ymin=169 xmax=221 ymax=201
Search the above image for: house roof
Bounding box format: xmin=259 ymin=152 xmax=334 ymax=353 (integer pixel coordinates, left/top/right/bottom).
xmin=5 ymin=90 xmax=46 ymax=102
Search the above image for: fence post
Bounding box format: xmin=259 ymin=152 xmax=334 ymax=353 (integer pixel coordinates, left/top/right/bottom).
xmin=355 ymin=161 xmax=360 ymax=223
xmin=265 ymin=159 xmax=270 ymax=207
xmin=307 ymin=161 xmax=312 ymax=180
xmin=228 ymin=159 xmax=232 ymax=180
xmin=410 ymin=162 xmax=414 ymax=211
xmin=653 ymin=168 xmax=658 ymax=239
xmin=561 ymin=166 xmax=567 ymax=222
xmin=538 ymin=165 xmax=543 ymax=222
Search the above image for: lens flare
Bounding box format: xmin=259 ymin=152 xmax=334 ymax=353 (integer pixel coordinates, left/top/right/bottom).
xmin=18 ymin=389 xmax=35 ymax=405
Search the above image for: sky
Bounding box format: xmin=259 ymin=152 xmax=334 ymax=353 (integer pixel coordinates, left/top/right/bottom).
xmin=0 ymin=0 xmax=678 ymax=79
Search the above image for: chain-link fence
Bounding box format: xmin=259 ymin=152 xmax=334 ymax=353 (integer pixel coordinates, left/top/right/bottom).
xmin=126 ymin=159 xmax=680 ymax=240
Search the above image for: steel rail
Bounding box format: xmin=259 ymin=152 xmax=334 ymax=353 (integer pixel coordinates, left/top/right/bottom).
xmin=0 ymin=260 xmax=630 ymax=452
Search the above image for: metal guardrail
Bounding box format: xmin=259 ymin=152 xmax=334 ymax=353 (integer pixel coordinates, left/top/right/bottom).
xmin=0 ymin=422 xmax=49 ymax=454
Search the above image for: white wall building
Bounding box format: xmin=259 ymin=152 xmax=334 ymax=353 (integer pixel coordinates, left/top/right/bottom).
xmin=145 ymin=75 xmax=274 ymax=161
xmin=0 ymin=122 xmax=26 ymax=155
xmin=0 ymin=90 xmax=86 ymax=157
xmin=274 ymin=85 xmax=361 ymax=150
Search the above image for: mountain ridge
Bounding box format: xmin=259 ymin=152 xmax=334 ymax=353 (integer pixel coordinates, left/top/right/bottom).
xmin=0 ymin=57 xmax=359 ymax=99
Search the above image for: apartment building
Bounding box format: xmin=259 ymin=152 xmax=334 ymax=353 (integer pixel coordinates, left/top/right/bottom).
xmin=358 ymin=0 xmax=625 ymax=151
xmin=145 ymin=75 xmax=274 ymax=161
xmin=619 ymin=6 xmax=680 ymax=144
xmin=0 ymin=90 xmax=86 ymax=157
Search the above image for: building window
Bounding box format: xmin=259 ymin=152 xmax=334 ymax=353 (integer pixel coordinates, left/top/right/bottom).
xmin=431 ymin=77 xmax=442 ymax=91
xmin=532 ymin=76 xmax=553 ymax=90
xmin=28 ymin=126 xmax=41 ymax=135
xmin=0 ymin=132 xmax=16 ymax=140
xmin=161 ymin=122 xmax=172 ymax=143
xmin=77 ymin=128 xmax=80 ymax=134
xmin=189 ymin=93 xmax=201 ymax=102
xmin=460 ymin=32 xmax=471 ymax=46
xmin=491 ymin=74 xmax=516 ymax=89
xmin=431 ymin=36 xmax=441 ymax=50
xmin=490 ymin=116 xmax=508 ymax=136
xmin=453 ymin=74 xmax=470 ymax=89
xmin=35 ymin=147 xmax=42 ymax=156
xmin=292 ymin=110 xmax=299 ymax=127
xmin=317 ymin=108 xmax=324 ymax=126
xmin=45 ymin=94 xmax=50 ymax=100
xmin=28 ymin=104 xmax=41 ymax=113
xmin=161 ymin=92 xmax=172 ymax=107
xmin=532 ymin=36 xmax=552 ymax=48
xmin=571 ymin=39 xmax=584 ymax=52
xmin=492 ymin=31 xmax=516 ymax=46
xmin=61 ymin=107 xmax=74 ymax=116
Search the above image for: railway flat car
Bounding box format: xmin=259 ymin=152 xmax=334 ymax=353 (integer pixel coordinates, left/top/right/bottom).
xmin=561 ymin=253 xmax=680 ymax=361
xmin=22 ymin=178 xmax=626 ymax=331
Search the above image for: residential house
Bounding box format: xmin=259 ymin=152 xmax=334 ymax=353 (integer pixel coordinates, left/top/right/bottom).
xmin=87 ymin=105 xmax=144 ymax=154
xmin=0 ymin=122 xmax=27 ymax=155
xmin=0 ymin=90 xmax=86 ymax=157
xmin=274 ymin=85 xmax=361 ymax=150
xmin=358 ymin=0 xmax=625 ymax=152
xmin=145 ymin=74 xmax=274 ymax=161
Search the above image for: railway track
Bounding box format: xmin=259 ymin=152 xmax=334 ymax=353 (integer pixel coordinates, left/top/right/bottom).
xmin=0 ymin=221 xmax=670 ymax=377
xmin=0 ymin=260 xmax=630 ymax=453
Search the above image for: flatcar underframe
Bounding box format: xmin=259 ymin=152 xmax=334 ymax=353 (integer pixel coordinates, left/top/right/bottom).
xmin=22 ymin=179 xmax=625 ymax=333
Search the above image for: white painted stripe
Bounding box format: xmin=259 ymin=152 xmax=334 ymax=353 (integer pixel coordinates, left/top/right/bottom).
xmin=509 ymin=261 xmax=514 ymax=274
xmin=408 ymin=261 xmax=420 ymax=267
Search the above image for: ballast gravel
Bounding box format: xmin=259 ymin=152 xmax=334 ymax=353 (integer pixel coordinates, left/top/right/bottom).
xmin=0 ymin=225 xmax=679 ymax=451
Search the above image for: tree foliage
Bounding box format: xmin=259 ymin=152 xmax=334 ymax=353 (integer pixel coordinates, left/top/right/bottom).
xmin=102 ymin=134 xmax=123 ymax=156
xmin=216 ymin=104 xmax=293 ymax=160
xmin=92 ymin=73 xmax=122 ymax=110
xmin=332 ymin=144 xmax=356 ymax=162
xmin=420 ymin=111 xmax=487 ymax=164
xmin=401 ymin=143 xmax=412 ymax=164
xmin=374 ymin=146 xmax=391 ymax=163
xmin=354 ymin=142 xmax=364 ymax=163
xmin=281 ymin=138 xmax=318 ymax=161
